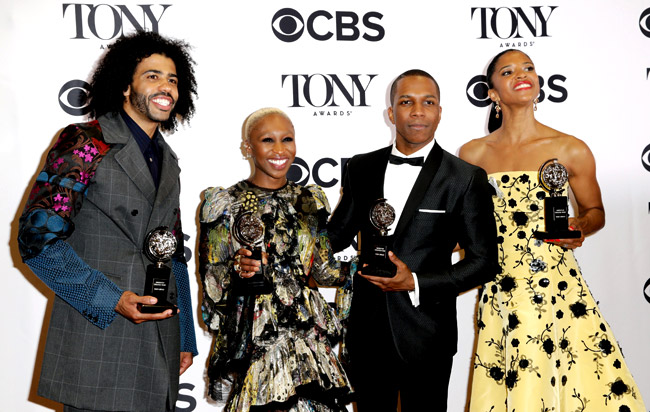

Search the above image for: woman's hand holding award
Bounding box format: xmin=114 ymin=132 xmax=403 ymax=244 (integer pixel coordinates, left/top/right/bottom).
xmin=533 ymin=159 xmax=581 ymax=240
xmin=233 ymin=211 xmax=272 ymax=295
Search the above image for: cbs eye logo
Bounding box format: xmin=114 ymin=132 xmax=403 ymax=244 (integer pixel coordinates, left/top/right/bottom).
xmin=59 ymin=80 xmax=91 ymax=116
xmin=288 ymin=157 xmax=344 ymax=188
xmin=271 ymin=8 xmax=384 ymax=43
xmin=466 ymin=76 xmax=491 ymax=107
xmin=641 ymin=144 xmax=650 ymax=172
xmin=640 ymin=7 xmax=650 ymax=37
xmin=272 ymin=8 xmax=304 ymax=42
xmin=465 ymin=74 xmax=567 ymax=107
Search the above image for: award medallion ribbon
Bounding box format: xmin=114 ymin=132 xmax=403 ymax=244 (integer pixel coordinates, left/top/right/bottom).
xmin=141 ymin=226 xmax=177 ymax=313
xmin=533 ymin=159 xmax=582 ymax=239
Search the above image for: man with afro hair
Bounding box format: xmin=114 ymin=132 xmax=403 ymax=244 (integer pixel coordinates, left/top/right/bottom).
xmin=17 ymin=30 xmax=198 ymax=412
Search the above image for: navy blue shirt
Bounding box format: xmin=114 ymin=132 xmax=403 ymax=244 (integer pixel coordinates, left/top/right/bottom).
xmin=120 ymin=111 xmax=162 ymax=188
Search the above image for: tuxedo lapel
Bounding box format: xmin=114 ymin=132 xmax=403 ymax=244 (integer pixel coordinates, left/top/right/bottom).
xmin=393 ymin=141 xmax=443 ymax=239
xmin=365 ymin=146 xmax=391 ymax=201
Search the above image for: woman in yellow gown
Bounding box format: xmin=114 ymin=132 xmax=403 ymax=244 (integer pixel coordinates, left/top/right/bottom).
xmin=459 ymin=49 xmax=646 ymax=412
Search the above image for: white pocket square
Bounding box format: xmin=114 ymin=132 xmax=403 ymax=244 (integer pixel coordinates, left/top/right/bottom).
xmin=418 ymin=209 xmax=445 ymax=214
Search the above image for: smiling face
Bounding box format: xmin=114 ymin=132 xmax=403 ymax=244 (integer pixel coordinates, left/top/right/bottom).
xmin=388 ymin=75 xmax=442 ymax=155
xmin=488 ymin=50 xmax=540 ymax=107
xmin=247 ymin=113 xmax=296 ymax=189
xmin=123 ymin=53 xmax=178 ymax=136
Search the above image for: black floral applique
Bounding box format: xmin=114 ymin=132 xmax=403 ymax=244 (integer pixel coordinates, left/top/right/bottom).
xmin=604 ymin=378 xmax=635 ymax=406
xmin=567 ymin=275 xmax=599 ymax=320
xmin=525 ymin=275 xmax=548 ymax=319
xmin=504 ymin=369 xmax=519 ymax=389
xmin=526 ymin=323 xmax=556 ymax=357
xmin=474 ymin=334 xmax=507 ymax=385
xmin=582 ymin=330 xmax=617 ymax=380
xmin=558 ymin=326 xmax=578 ymax=371
xmin=512 ymin=211 xmax=529 ymax=227
xmin=499 ymin=173 xmax=539 ymax=204
xmin=508 ymin=313 xmax=521 ymax=331
xmin=506 ymin=347 xmax=542 ymax=391
xmin=512 ymin=230 xmax=537 ymax=270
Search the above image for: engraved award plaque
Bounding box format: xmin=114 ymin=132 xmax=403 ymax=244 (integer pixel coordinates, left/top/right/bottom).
xmin=141 ymin=227 xmax=177 ymax=313
xmin=533 ymin=159 xmax=581 ymax=239
xmin=233 ymin=211 xmax=272 ymax=294
xmin=366 ymin=198 xmax=397 ymax=277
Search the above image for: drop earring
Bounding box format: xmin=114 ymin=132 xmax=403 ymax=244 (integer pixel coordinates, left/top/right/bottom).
xmin=242 ymin=144 xmax=252 ymax=160
xmin=533 ymin=97 xmax=539 ymax=111
xmin=495 ymin=101 xmax=501 ymax=119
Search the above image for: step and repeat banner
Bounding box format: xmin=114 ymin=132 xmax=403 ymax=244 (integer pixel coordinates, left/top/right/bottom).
xmin=2 ymin=1 xmax=649 ymax=410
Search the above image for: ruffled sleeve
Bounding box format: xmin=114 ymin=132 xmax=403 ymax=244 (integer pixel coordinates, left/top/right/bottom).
xmin=302 ymin=185 xmax=354 ymax=287
xmin=198 ymin=187 xmax=234 ymax=333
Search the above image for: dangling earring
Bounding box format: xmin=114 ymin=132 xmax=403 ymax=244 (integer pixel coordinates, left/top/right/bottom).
xmin=495 ymin=101 xmax=501 ymax=119
xmin=533 ymin=97 xmax=539 ymax=112
xmin=242 ymin=144 xmax=252 ymax=160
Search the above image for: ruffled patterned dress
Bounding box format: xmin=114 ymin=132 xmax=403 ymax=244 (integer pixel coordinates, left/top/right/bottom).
xmin=469 ymin=171 xmax=646 ymax=412
xmin=199 ymin=180 xmax=352 ymax=412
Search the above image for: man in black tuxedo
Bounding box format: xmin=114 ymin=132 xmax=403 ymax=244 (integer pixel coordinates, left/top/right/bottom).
xmin=327 ymin=69 xmax=499 ymax=411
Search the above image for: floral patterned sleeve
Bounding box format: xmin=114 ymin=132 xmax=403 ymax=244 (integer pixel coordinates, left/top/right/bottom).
xmin=198 ymin=187 xmax=234 ymax=333
xmin=18 ymin=122 xmax=110 ymax=258
xmin=17 ymin=122 xmax=124 ymax=329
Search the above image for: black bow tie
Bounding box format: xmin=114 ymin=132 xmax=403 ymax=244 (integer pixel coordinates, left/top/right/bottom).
xmin=388 ymin=154 xmax=424 ymax=166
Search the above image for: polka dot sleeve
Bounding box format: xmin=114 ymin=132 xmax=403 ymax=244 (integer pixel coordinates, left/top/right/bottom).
xmin=25 ymin=240 xmax=123 ymax=329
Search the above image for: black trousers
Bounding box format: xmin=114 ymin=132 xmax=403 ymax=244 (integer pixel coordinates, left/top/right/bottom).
xmin=347 ymin=306 xmax=453 ymax=412
xmin=64 ymin=405 xmax=173 ymax=412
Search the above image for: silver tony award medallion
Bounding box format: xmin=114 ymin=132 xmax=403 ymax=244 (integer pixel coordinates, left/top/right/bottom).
xmin=366 ymin=198 xmax=397 ymax=277
xmin=533 ymin=159 xmax=581 ymax=239
xmin=141 ymin=227 xmax=177 ymax=313
xmin=233 ymin=211 xmax=272 ymax=295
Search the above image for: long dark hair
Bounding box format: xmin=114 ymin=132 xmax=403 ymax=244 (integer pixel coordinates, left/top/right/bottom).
xmin=485 ymin=49 xmax=531 ymax=133
xmin=86 ymin=31 xmax=197 ymax=132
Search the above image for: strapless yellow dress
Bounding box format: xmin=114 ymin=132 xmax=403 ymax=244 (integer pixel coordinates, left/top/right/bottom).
xmin=469 ymin=171 xmax=646 ymax=412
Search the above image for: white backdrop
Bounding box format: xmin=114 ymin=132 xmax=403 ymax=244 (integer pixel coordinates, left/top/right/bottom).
xmin=2 ymin=1 xmax=649 ymax=411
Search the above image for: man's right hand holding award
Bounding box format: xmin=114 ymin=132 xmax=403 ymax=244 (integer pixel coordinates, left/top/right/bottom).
xmin=361 ymin=198 xmax=416 ymax=292
xmin=359 ymin=250 xmax=416 ymax=292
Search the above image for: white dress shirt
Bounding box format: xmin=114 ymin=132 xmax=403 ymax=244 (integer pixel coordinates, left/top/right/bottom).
xmin=383 ymin=139 xmax=436 ymax=307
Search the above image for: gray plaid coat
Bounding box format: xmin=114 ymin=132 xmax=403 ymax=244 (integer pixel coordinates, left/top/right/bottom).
xmin=36 ymin=112 xmax=182 ymax=411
